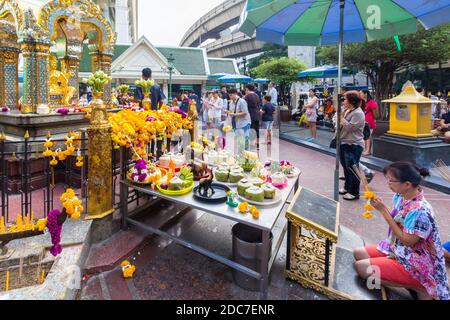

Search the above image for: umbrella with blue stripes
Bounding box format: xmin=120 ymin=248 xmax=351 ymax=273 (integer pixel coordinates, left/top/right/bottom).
xmin=208 ymin=73 xmax=229 ymax=80
xmin=298 ymin=65 xmax=353 ymax=78
xmin=217 ymin=74 xmax=254 ymax=84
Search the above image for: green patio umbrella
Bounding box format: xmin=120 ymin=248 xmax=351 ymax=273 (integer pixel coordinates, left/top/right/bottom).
xmin=240 ymin=0 xmax=450 ymax=201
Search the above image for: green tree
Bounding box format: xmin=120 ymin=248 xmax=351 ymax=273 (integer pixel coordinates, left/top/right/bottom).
xmin=318 ymin=24 xmax=450 ymax=117
xmin=252 ymin=57 xmax=308 ymax=104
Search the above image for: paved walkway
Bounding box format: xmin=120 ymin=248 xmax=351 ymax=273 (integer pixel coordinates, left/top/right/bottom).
xmin=78 ymin=139 xmax=450 ymax=300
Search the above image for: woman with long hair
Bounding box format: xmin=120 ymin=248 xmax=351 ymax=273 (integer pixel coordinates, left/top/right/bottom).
xmin=303 ymin=89 xmax=319 ymax=141
xmin=354 ymin=162 xmax=449 ymax=300
xmin=339 ymin=91 xmax=366 ymax=200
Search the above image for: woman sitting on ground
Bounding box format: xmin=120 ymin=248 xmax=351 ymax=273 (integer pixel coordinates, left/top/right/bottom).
xmin=353 ymin=162 xmax=450 ymax=300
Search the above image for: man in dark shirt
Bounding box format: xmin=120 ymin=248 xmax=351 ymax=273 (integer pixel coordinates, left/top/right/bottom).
xmin=221 ymin=87 xmax=229 ymax=101
xmin=432 ymin=108 xmax=450 ymax=143
xmin=134 ymin=68 xmax=166 ymax=110
xmin=432 ymin=108 xmax=450 ymax=134
xmin=261 ymin=95 xmax=275 ymax=145
xmin=254 ymin=83 xmax=262 ymax=101
xmin=244 ymin=84 xmax=262 ymax=150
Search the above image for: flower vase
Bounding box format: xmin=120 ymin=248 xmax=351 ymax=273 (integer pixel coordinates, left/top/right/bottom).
xmin=142 ymin=93 xmax=151 ymax=111
xmin=90 ymin=92 xmax=109 ymax=126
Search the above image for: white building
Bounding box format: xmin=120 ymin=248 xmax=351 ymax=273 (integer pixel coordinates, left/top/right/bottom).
xmin=18 ymin=0 xmax=138 ymax=45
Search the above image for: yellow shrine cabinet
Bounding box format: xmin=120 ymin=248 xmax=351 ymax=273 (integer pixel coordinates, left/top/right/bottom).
xmin=383 ymin=82 xmax=434 ymax=138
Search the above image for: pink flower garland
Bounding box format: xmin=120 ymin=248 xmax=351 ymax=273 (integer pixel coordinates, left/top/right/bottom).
xmin=47 ymin=209 xmax=63 ymax=257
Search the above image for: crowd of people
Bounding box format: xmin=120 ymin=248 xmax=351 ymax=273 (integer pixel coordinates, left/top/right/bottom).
xmin=197 ymin=83 xmax=279 ymax=150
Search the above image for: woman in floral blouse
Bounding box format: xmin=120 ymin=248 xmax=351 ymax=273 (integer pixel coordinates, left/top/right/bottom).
xmin=353 ymin=161 xmax=449 ymax=300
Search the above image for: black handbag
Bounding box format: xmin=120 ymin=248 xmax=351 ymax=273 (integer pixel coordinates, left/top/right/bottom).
xmin=329 ymin=138 xmax=337 ymax=149
xmin=363 ymin=122 xmax=371 ymax=141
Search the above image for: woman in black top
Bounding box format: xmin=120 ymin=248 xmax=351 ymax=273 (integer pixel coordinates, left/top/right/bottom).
xmin=261 ymin=95 xmax=275 ymax=145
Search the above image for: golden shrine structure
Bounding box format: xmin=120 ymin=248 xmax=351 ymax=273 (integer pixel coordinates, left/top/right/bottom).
xmin=0 ymin=0 xmax=117 ymax=219
xmin=0 ymin=0 xmax=116 ymax=113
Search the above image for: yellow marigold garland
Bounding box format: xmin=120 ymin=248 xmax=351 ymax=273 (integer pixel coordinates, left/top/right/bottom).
xmin=60 ymin=188 xmax=84 ymax=220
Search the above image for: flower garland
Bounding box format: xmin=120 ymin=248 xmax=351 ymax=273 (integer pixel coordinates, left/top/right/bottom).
xmin=362 ymin=191 xmax=376 ymax=219
xmin=109 ymin=107 xmax=192 ymax=160
xmin=60 ymin=188 xmax=84 ymax=220
xmin=47 ymin=209 xmax=63 ymax=257
xmin=43 ymin=131 xmax=82 ymax=168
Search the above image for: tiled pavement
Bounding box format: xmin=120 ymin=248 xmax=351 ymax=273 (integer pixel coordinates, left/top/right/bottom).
xmin=78 ymin=138 xmax=450 ymax=300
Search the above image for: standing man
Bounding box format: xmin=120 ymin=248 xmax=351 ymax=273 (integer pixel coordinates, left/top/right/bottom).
xmin=244 ymin=84 xmax=262 ymax=150
xmin=134 ymin=68 xmax=165 ymax=110
xmin=254 ymin=83 xmax=263 ymax=101
xmin=226 ymin=88 xmax=251 ymax=151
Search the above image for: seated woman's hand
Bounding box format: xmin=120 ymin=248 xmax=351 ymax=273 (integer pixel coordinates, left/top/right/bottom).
xmin=372 ymin=197 xmax=389 ymax=214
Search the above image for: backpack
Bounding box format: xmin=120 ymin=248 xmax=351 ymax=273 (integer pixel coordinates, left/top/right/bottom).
xmin=363 ymin=122 xmax=371 ymax=141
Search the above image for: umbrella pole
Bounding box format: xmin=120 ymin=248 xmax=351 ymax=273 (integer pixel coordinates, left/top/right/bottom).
xmin=334 ymin=0 xmax=345 ymax=202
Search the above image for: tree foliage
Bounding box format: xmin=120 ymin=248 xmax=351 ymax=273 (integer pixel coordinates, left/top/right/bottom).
xmin=251 ymin=57 xmax=308 ymax=103
xmin=317 ymin=23 xmax=450 ymax=116
xmin=252 ymin=57 xmax=307 ymax=85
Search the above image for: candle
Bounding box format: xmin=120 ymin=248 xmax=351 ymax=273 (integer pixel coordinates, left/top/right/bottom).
xmin=5 ymin=271 xmax=9 ymax=292
xmin=24 ymin=214 xmax=30 ymax=230
xmin=16 ymin=213 xmax=23 ymax=231
xmin=41 ymin=271 xmax=45 ymax=284
xmin=0 ymin=216 xmax=5 ymax=233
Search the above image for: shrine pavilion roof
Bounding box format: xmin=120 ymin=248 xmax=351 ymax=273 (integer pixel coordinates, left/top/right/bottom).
xmin=156 ymin=47 xmax=210 ymax=76
xmin=208 ymin=58 xmax=239 ymax=75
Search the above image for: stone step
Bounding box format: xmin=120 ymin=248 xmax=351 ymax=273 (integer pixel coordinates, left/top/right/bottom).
xmin=333 ymin=226 xmax=413 ymax=300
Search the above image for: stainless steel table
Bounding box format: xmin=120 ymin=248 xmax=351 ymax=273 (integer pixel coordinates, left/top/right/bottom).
xmin=120 ymin=175 xmax=300 ymax=299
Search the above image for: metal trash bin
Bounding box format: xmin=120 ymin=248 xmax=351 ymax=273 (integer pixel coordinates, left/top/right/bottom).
xmin=232 ymin=223 xmax=273 ymax=291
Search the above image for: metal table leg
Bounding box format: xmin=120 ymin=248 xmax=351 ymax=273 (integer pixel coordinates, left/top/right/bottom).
xmin=259 ymin=229 xmax=270 ymax=300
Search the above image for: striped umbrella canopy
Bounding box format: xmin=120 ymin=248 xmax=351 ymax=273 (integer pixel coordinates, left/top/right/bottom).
xmin=208 ymin=73 xmax=229 ymax=79
xmin=240 ymin=0 xmax=450 ymax=201
xmin=217 ymin=74 xmax=254 ymax=84
xmin=254 ymin=78 xmax=270 ymax=84
xmin=298 ymin=65 xmax=353 ymax=78
xmin=240 ymin=0 xmax=450 ymax=46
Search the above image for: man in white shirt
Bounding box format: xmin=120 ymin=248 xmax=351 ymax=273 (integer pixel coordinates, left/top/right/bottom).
xmin=268 ymin=83 xmax=278 ymax=106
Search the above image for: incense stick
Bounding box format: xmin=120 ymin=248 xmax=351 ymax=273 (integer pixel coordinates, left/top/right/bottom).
xmin=433 ymin=159 xmax=450 ymax=182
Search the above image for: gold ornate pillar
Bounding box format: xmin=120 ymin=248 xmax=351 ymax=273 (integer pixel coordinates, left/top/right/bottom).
xmin=20 ymin=40 xmax=50 ymax=113
xmin=86 ymin=91 xmax=114 ymax=219
xmin=90 ymin=51 xmax=113 ymax=106
xmin=0 ymin=47 xmax=19 ymax=110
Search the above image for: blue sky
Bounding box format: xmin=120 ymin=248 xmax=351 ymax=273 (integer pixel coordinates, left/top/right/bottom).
xmin=138 ymin=0 xmax=225 ymax=46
